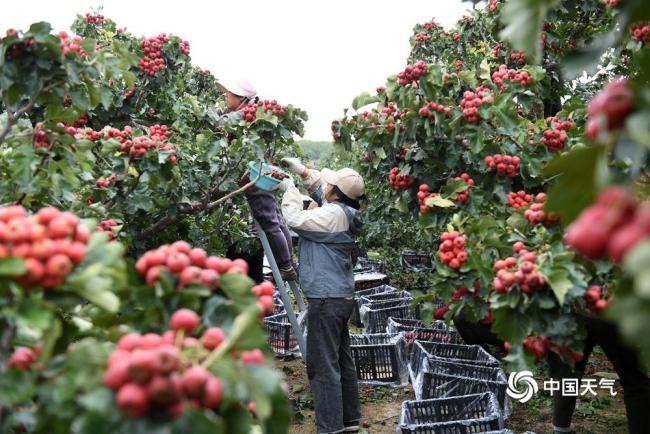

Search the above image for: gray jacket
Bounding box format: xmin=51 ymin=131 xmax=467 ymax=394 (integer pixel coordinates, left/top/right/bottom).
xmin=281 ymin=171 xmax=363 ymax=298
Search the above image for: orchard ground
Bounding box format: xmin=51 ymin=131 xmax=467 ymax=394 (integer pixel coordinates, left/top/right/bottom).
xmin=278 ymin=348 xmax=628 ymax=434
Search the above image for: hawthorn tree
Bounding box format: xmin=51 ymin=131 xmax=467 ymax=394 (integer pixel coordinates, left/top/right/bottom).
xmin=335 ymin=0 xmax=650 ymax=369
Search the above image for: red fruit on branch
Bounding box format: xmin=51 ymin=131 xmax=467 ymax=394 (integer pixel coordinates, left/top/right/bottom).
xmin=460 ymin=86 xmax=492 ymax=123
xmin=434 ymin=304 xmax=450 ymax=320
xmin=630 ymin=22 xmax=649 ymax=43
xmin=438 ymin=231 xmax=468 ymax=270
xmin=523 ymin=193 xmax=559 ymax=226
xmin=388 ymin=167 xmax=414 ymax=191
xmin=8 ymin=347 xmax=37 ymax=370
xmin=398 ymin=60 xmax=427 ymax=87
xmin=241 ymin=349 xmax=265 ymax=366
xmin=117 ymin=383 xmax=150 ymax=419
xmin=507 ymin=190 xmax=532 ymax=209
xmin=454 ymin=173 xmax=474 ymax=203
xmin=200 ymin=327 xmax=225 ymax=350
xmin=587 ymin=78 xmax=634 ymax=140
xmin=564 ymin=187 xmax=645 ymax=263
xmin=484 ymin=154 xmax=520 ymax=177
xmin=510 ymin=51 xmax=526 ymax=65
xmin=170 ymin=309 xmax=200 ymax=334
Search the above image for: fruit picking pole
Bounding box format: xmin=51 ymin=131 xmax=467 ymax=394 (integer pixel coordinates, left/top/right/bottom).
xmin=253 ymin=219 xmax=307 ymax=358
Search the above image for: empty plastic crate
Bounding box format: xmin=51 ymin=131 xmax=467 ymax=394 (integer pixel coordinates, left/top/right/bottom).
xmin=263 ymin=313 xmax=299 ymax=357
xmin=351 ymin=284 xmax=399 ymax=326
xmin=410 ymin=341 xmax=500 ymax=380
xmin=398 ymin=392 xmax=504 ymax=434
xmin=349 ymin=333 xmax=408 ymax=386
xmin=413 ymin=358 xmax=511 ymax=417
xmin=360 ymin=298 xmax=416 ymax=333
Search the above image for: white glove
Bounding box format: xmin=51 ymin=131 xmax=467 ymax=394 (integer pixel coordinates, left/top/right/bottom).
xmin=273 ymin=177 xmax=295 ymax=193
xmin=281 ymin=158 xmax=306 ymax=176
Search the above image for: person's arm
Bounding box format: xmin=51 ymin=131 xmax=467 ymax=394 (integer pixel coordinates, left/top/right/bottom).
xmin=281 ymin=185 xmax=346 ymax=232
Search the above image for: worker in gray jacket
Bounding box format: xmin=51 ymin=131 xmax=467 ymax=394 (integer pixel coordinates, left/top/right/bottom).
xmin=276 ymin=157 xmax=365 ymax=434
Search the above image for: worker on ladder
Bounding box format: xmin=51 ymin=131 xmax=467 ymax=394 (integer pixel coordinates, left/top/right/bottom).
xmin=208 ymin=78 xmax=297 ymax=282
xmin=275 ymin=158 xmax=365 ymax=434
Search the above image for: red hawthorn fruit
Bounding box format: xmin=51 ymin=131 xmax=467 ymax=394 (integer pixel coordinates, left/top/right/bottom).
xmin=181 ymin=366 xmax=211 ymax=398
xmin=607 ymin=222 xmax=645 ymax=263
xmin=127 ymin=350 xmax=157 ymax=384
xmin=587 ymin=78 xmax=634 ymax=132
xmin=154 ymin=345 xmax=181 ymax=373
xmin=8 ymin=347 xmax=37 ymax=370
xmin=116 ymin=383 xmax=150 ymax=418
xmin=104 ymin=360 xmax=130 ymax=390
xmin=434 ymin=304 xmax=450 ymax=320
xmin=170 ymin=309 xmax=200 ymax=334
xmin=147 ymin=375 xmax=181 ymax=405
xmin=118 ymin=333 xmax=142 ymax=352
xmin=202 ymin=377 xmax=224 ymax=408
xmin=200 ymin=327 xmax=225 ymax=350
xmin=241 ymin=349 xmax=265 ymax=366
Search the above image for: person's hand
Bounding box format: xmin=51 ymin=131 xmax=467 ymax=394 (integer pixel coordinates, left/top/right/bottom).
xmin=281 ymin=158 xmax=307 ymax=176
xmin=273 ymin=177 xmax=295 ymax=193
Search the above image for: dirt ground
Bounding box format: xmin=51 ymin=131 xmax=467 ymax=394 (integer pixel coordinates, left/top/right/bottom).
xmin=275 ymin=348 xmax=629 ymax=434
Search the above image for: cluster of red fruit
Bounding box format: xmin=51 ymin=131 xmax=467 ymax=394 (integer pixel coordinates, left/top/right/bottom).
xmin=116 ymin=131 xmax=177 ymax=162
xmin=251 ymin=280 xmax=276 ymax=316
xmin=452 ymin=33 xmax=461 ymax=42
xmin=397 ymin=60 xmax=427 ymax=86
xmin=419 ymin=101 xmax=451 ymax=118
xmin=34 ymin=123 xmax=49 ymax=148
xmin=103 ymin=309 xmax=231 ymax=419
xmin=460 ymin=87 xmax=493 ymax=123
xmin=376 ymin=86 xmax=386 ymax=94
xmin=135 ymin=241 xmax=247 ymax=290
xmin=491 ymin=64 xmax=533 ymax=89
xmin=510 ymin=51 xmax=526 ymax=65
xmin=417 ymin=184 xmax=438 ymax=213
xmin=488 ymin=0 xmax=500 ymax=12
xmin=602 ymin=0 xmax=619 ymax=6
xmin=96 ymin=173 xmax=118 ymax=188
xmin=8 ymin=345 xmax=40 ymax=370
xmin=540 ymin=128 xmax=569 ymax=152
xmin=239 ymin=100 xmax=288 ymax=123
xmin=523 ymin=192 xmax=559 ymax=226
xmin=149 ymin=124 xmax=169 ymax=141
xmin=564 ymin=187 xmax=649 ymax=264
xmin=586 ymin=78 xmax=634 ymax=142
xmin=98 ymin=219 xmax=119 ymax=241
xmin=389 ymin=167 xmax=414 ymax=191
xmin=455 ymin=59 xmax=463 ymax=73
xmin=265 ymin=169 xmax=288 ymax=181
xmin=85 ymin=13 xmax=105 ymax=25
xmin=507 ymin=190 xmax=533 ymax=209
xmin=545 ymin=116 xmax=574 ymax=132
xmin=179 ymin=40 xmax=190 ymax=55
xmin=451 ymin=285 xmax=478 ymax=301
xmin=423 ymin=21 xmax=438 ymax=30
xmin=585 ymin=285 xmax=608 ymax=314
xmin=139 ymin=34 xmax=170 ymax=75
xmin=434 ymin=304 xmax=450 ymax=320
xmin=484 ymin=154 xmax=520 ymax=177
xmin=398 ymin=147 xmax=408 ymax=161
xmin=522 ymin=336 xmax=582 ymax=363
xmin=438 ymin=231 xmax=468 ymax=270
xmin=380 ymin=102 xmax=402 ymax=118
xmin=59 ymin=31 xmax=86 ymax=57
xmin=415 ymin=32 xmax=431 ymax=45
xmin=0 ymin=206 xmax=90 ymax=289
xmin=492 ymin=241 xmax=545 ymax=294
xmin=454 ymin=173 xmax=474 ymax=203
xmin=630 ymin=22 xmax=649 ymax=43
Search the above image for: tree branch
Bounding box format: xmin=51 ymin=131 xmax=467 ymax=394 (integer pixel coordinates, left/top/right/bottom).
xmin=137 ymin=163 xmax=264 ymax=240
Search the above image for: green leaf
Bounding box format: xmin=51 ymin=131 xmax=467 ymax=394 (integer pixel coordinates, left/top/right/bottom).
xmin=352 ymin=93 xmax=380 ymax=111
xmin=561 ymin=31 xmax=617 ymax=80
xmin=500 ymin=0 xmax=559 ymax=64
xmin=172 ymin=410 xmax=225 ymax=434
xmin=492 ymin=308 xmax=531 ymax=343
xmin=0 ymin=257 xmax=25 ymax=276
xmin=424 ymin=196 xmax=455 ymax=208
xmin=544 ymin=145 xmax=608 ymax=224
xmin=544 ymin=268 xmax=573 ymax=305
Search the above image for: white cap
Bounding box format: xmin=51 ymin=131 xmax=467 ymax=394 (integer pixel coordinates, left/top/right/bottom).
xmin=218 ymin=78 xmax=257 ymax=98
xmin=321 ymin=168 xmax=365 ymax=200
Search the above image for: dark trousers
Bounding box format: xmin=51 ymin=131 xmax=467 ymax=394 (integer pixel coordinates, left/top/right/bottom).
xmin=245 ymin=186 xmax=293 ymax=269
xmin=226 ymin=244 xmax=264 ymax=283
xmin=453 ymin=311 xmax=505 ymax=353
xmin=552 ymin=316 xmax=650 ymax=433
xmin=306 ymin=298 xmax=361 ymax=434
